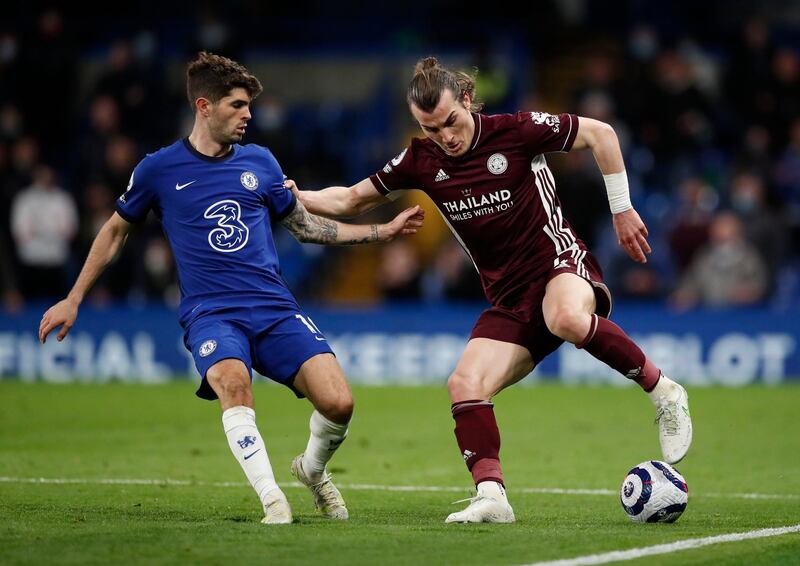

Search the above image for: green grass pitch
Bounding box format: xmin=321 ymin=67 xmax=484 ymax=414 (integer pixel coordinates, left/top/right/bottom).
xmin=1 ymin=382 xmax=799 ymax=565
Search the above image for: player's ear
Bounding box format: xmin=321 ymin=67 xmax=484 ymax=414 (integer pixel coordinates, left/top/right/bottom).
xmin=195 ymin=97 xmax=211 ymax=117
xmin=462 ymin=91 xmax=472 ymax=110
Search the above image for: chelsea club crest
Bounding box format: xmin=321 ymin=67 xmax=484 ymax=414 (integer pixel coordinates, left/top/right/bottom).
xmin=199 ymin=340 xmax=217 ymax=357
xmin=240 ymin=171 xmax=259 ymax=190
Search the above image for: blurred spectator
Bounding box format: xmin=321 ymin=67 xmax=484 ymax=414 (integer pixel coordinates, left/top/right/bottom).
xmin=93 ymin=40 xmax=159 ymax=142
xmin=648 ymin=50 xmax=715 ymax=158
xmin=3 ymin=136 xmax=39 ymax=198
xmin=102 ymin=135 xmax=139 ymax=191
xmin=141 ymin=237 xmax=178 ymax=305
xmin=0 ymin=103 xmax=23 ymax=142
xmin=773 ymin=117 xmax=800 ymax=246
xmin=671 ymin=211 xmax=768 ymax=309
xmin=377 ymin=240 xmax=423 ymax=300
xmin=0 ymin=32 xmax=22 ymax=103
xmin=77 ymin=95 xmax=121 ymax=187
xmin=668 ymin=176 xmax=718 ymax=275
xmin=552 ymin=150 xmax=608 ymax=250
xmin=10 ymin=165 xmax=78 ymax=298
xmin=728 ymin=171 xmax=788 ymax=290
xmin=768 ymin=47 xmax=800 ymax=149
xmin=19 ymin=9 xmax=76 ymax=150
xmin=725 ymin=17 xmax=774 ymax=128
xmin=0 ymin=229 xmax=23 ymax=312
xmin=422 ymin=240 xmax=484 ymax=302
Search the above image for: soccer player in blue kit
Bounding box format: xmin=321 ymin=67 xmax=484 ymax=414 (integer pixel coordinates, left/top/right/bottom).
xmin=38 ymin=52 xmax=425 ymax=524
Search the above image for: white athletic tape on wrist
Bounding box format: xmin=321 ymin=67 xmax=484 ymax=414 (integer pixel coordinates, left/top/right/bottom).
xmin=603 ymin=171 xmax=632 ymax=214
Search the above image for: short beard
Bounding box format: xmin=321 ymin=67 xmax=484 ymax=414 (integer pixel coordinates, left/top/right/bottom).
xmin=210 ymin=123 xmax=242 ymax=146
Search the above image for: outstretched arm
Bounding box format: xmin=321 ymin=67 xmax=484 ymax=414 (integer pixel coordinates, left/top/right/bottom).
xmin=573 ymin=116 xmax=651 ymax=263
xmin=286 ymin=177 xmax=390 ymax=219
xmin=281 ymin=198 xmax=423 ymax=245
xmin=39 ymin=212 xmax=133 ymax=343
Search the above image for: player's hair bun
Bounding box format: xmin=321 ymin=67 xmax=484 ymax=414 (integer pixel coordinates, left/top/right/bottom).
xmin=415 ymin=56 xmax=439 ymax=74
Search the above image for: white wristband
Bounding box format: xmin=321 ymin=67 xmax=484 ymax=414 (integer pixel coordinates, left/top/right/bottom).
xmin=603 ymin=171 xmax=632 ymax=214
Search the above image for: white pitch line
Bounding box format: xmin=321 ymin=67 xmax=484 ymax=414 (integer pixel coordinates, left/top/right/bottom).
xmin=520 ymin=524 xmax=800 ymax=566
xmin=0 ymin=477 xmax=798 ymax=500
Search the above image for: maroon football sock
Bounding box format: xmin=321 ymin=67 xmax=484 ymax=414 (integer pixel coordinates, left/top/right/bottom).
xmin=451 ymin=400 xmax=504 ymax=486
xmin=577 ymin=314 xmax=661 ymax=391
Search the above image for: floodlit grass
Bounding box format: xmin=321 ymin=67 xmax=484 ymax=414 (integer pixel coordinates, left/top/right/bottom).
xmin=1 ymin=382 xmax=799 ymax=565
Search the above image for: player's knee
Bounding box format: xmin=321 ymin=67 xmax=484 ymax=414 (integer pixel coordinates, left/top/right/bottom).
xmin=448 ymin=370 xmax=487 ymax=401
xmin=545 ymin=307 xmax=588 ymax=342
xmin=208 ymin=373 xmax=252 ymax=405
xmin=317 ymin=392 xmax=354 ymax=424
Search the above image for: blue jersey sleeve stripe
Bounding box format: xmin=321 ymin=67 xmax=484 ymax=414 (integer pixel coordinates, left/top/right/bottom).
xmin=273 ymin=192 xmax=297 ymax=221
xmin=115 ymin=202 xmax=145 ymax=224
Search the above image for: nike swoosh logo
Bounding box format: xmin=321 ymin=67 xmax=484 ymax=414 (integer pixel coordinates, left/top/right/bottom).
xmin=175 ymin=181 xmax=196 ymax=190
xmin=243 ymin=449 xmax=261 ymax=460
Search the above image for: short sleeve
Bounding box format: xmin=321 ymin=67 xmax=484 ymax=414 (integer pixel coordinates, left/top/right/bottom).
xmin=517 ymin=112 xmax=579 ymax=155
xmin=258 ymin=148 xmax=296 ymax=221
xmin=116 ymin=157 xmax=157 ymax=223
xmin=369 ymin=146 xmax=418 ymax=195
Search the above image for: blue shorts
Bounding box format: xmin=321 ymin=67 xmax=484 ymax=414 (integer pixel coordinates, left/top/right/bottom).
xmin=184 ymin=306 xmax=333 ymax=401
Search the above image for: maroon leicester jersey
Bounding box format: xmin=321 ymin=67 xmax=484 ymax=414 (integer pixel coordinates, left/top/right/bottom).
xmin=369 ymin=111 xmax=586 ymax=306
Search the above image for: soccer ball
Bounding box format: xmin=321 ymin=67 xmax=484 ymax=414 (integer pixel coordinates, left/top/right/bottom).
xmin=620 ymin=460 xmax=688 ymax=523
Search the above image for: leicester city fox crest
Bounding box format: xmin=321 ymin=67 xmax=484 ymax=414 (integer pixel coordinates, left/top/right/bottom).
xmin=487 ymin=153 xmax=508 ymax=175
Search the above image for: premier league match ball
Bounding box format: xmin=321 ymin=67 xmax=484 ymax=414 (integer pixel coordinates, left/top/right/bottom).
xmin=620 ymin=460 xmax=688 ymax=523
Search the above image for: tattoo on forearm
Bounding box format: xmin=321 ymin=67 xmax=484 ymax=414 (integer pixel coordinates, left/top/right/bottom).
xmin=281 ymin=202 xmax=379 ymax=245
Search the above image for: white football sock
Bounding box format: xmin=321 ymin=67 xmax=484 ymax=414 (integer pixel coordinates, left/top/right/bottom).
xmin=647 ymin=374 xmax=679 ymax=405
xmin=302 ymin=410 xmax=349 ymax=482
xmin=222 ymin=406 xmax=280 ymax=508
xmin=477 ymin=480 xmax=507 ymax=502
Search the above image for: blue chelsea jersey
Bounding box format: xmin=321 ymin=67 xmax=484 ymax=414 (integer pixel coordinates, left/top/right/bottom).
xmin=116 ymin=139 xmax=298 ymax=327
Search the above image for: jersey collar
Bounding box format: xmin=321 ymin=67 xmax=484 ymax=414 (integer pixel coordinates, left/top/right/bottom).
xmin=182 ymin=138 xmax=236 ymax=162
xmin=469 ymin=112 xmax=482 ymax=151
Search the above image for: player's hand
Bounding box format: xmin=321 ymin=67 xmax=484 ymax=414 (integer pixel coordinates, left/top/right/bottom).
xmin=39 ymin=298 xmax=79 ymax=344
xmin=284 ymin=178 xmax=301 ymax=199
xmin=380 ymin=205 xmax=425 ymax=241
xmin=613 ymin=208 xmax=651 ymax=263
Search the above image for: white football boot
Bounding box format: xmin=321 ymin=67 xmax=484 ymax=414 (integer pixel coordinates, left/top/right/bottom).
xmin=290 ymin=454 xmax=349 ymax=520
xmin=650 ymin=375 xmax=693 ymax=464
xmin=445 ymin=481 xmax=515 ymax=524
xmin=261 ymin=488 xmax=293 ymax=524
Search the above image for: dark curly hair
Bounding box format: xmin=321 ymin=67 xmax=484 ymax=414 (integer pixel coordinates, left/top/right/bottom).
xmin=186 ymin=51 xmax=263 ymax=110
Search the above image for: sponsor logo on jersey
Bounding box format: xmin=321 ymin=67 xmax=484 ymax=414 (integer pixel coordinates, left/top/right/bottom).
xmin=435 ymin=169 xmax=450 ymax=182
xmin=126 ymin=171 xmax=134 ymax=191
xmin=240 ymin=171 xmax=259 ymax=190
xmin=487 ymin=153 xmax=508 ymax=175
xmin=391 ymin=148 xmax=408 ymax=166
xmin=199 ymin=339 xmax=217 ymax=357
xmin=175 ymin=180 xmax=196 ymax=191
xmin=443 ymin=189 xmax=512 ymax=213
xmin=204 ymin=200 xmax=249 ymax=253
xmin=531 ymin=111 xmax=561 ymax=133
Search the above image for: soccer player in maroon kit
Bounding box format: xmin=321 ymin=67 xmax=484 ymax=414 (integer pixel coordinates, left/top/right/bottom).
xmin=290 ymin=57 xmax=692 ymax=523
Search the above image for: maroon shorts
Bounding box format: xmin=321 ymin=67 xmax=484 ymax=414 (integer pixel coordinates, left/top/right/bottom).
xmin=470 ymin=249 xmax=612 ymax=367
